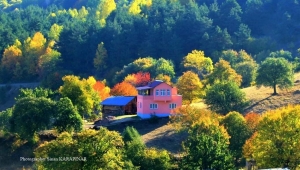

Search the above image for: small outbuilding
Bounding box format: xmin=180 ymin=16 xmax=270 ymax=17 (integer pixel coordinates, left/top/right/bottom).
xmin=100 ymin=96 xmax=137 ymax=118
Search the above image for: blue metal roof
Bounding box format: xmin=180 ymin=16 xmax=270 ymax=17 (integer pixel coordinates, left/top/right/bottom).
xmin=100 ymin=96 xmax=135 ymax=106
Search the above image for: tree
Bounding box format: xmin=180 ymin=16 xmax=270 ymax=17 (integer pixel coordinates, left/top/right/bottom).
xmin=204 ymin=81 xmax=248 ymax=114
xmin=176 ymin=71 xmax=203 ymax=104
xmin=180 ymin=123 xmax=234 ymax=169
xmin=206 ymin=59 xmax=242 ymax=86
xmin=153 ymin=58 xmax=175 ymax=79
xmin=93 ymin=80 xmax=110 ymax=100
xmin=155 ymin=74 xmax=172 ymax=85
xmin=256 ymin=57 xmax=294 ymax=95
xmin=244 ymin=112 xmax=261 ymax=133
xmin=182 ymin=50 xmax=213 ymax=78
xmin=243 ymin=105 xmax=300 ymax=169
xmin=235 ymin=61 xmax=257 ymax=87
xmin=35 ymin=128 xmax=133 ymax=170
xmin=269 ymin=50 xmax=293 ymax=61
xmin=93 ymin=42 xmax=108 ymax=75
xmin=0 ymin=108 xmax=12 ymax=133
xmin=221 ymin=111 xmax=251 ymax=167
xmin=10 ymin=97 xmax=56 ymax=142
xmin=54 ymin=97 xmax=83 ymax=133
xmin=124 ymin=72 xmax=151 ymax=87
xmin=59 ymin=75 xmax=101 ymax=117
xmin=110 ymin=81 xmax=138 ymax=96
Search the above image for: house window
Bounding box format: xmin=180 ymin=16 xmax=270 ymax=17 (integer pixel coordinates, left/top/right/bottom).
xmin=150 ymin=103 xmax=158 ymax=109
xmin=167 ymin=89 xmax=170 ymax=96
xmin=156 ymin=89 xmax=159 ymax=96
xmin=161 ymin=89 xmax=166 ymax=96
xmin=169 ymin=103 xmax=177 ymax=109
xmin=139 ymin=102 xmax=142 ymax=108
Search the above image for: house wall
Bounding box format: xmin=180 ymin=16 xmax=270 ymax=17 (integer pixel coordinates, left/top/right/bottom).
xmin=137 ymin=83 xmax=182 ymax=119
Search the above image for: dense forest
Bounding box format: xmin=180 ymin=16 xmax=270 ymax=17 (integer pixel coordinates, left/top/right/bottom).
xmin=0 ymin=0 xmax=300 ymax=86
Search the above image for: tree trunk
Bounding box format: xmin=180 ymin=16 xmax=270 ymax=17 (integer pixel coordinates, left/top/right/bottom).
xmin=273 ymin=83 xmax=277 ymax=95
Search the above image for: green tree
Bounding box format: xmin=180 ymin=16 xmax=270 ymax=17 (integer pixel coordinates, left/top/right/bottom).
xmin=94 ymin=42 xmax=108 ymax=76
xmin=180 ymin=123 xmax=234 ymax=169
xmin=54 ymin=97 xmax=82 ymax=133
xmin=0 ymin=108 xmax=12 ymax=134
xmin=256 ymin=57 xmax=294 ymax=95
xmin=269 ymin=50 xmax=293 ymax=61
xmin=221 ymin=111 xmax=251 ymax=167
xmin=59 ymin=75 xmax=101 ymax=118
xmin=235 ymin=61 xmax=257 ymax=87
xmin=16 ymin=87 xmax=54 ymax=101
xmin=182 ymin=50 xmax=213 ymax=78
xmin=243 ymin=105 xmax=300 ymax=169
xmin=153 ymin=58 xmax=175 ymax=79
xmin=35 ymin=128 xmax=133 ymax=170
xmin=10 ymin=97 xmax=56 ymax=142
xmin=176 ymin=71 xmax=203 ymax=104
xmin=204 ymin=81 xmax=248 ymax=115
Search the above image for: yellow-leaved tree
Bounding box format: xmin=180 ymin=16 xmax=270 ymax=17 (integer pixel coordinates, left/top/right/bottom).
xmin=96 ymin=0 xmax=117 ymax=27
xmin=129 ymin=0 xmax=152 ymax=15
xmin=182 ymin=50 xmax=213 ymax=78
xmin=176 ymin=71 xmax=204 ymax=104
xmin=243 ymin=105 xmax=300 ymax=169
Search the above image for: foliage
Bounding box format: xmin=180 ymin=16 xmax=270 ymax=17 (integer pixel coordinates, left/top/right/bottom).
xmin=176 ymin=71 xmax=203 ymax=104
xmin=221 ymin=111 xmax=251 ymax=167
xmin=123 ymin=126 xmax=143 ymax=144
xmin=110 ymin=81 xmax=138 ymax=96
xmin=114 ymin=57 xmax=175 ymax=84
xmin=155 ymin=74 xmax=172 ymax=85
xmin=243 ymin=105 xmax=300 ymax=169
xmin=54 ymin=97 xmax=83 ymax=133
xmin=10 ymin=97 xmax=56 ymax=142
xmin=16 ymin=87 xmax=54 ymax=101
xmin=35 ymin=128 xmax=133 ymax=170
xmin=124 ymin=72 xmax=151 ymax=87
xmin=205 ymin=59 xmax=242 ymax=86
xmin=141 ymin=148 xmax=171 ymax=170
xmin=170 ymin=105 xmax=220 ymax=132
xmin=235 ymin=61 xmax=257 ymax=87
xmin=180 ymin=123 xmax=234 ymax=169
xmin=182 ymin=50 xmax=213 ymax=77
xmin=204 ymin=81 xmax=248 ymax=115
xmin=256 ymin=57 xmax=294 ymax=94
xmin=244 ymin=112 xmax=261 ymax=133
xmin=269 ymin=50 xmax=293 ymax=61
xmin=59 ymin=75 xmax=101 ymax=117
xmin=0 ymin=108 xmax=12 ymax=133
xmin=93 ymin=42 xmax=108 ymax=76
xmin=93 ymin=80 xmax=110 ymax=100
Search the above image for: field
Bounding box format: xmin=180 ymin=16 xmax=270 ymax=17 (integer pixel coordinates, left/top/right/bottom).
xmin=1 ymin=73 xmax=300 ymax=169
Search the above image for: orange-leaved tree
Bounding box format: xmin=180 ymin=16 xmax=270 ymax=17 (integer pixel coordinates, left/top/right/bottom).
xmin=110 ymin=81 xmax=138 ymax=96
xmin=93 ymin=80 xmax=110 ymax=100
xmin=244 ymin=112 xmax=261 ymax=133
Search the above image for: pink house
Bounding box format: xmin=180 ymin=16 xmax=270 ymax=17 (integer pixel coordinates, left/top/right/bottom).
xmin=136 ymin=80 xmax=182 ymax=119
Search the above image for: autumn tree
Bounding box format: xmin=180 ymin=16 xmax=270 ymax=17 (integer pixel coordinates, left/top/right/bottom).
xmin=205 ymin=59 xmax=242 ymax=86
xmin=35 ymin=128 xmax=134 ymax=169
xmin=128 ymin=0 xmax=152 ymax=15
xmin=48 ymin=24 xmax=63 ymax=41
xmin=244 ymin=112 xmax=261 ymax=133
xmin=93 ymin=80 xmax=110 ymax=100
xmin=59 ymin=75 xmax=101 ymax=117
xmin=243 ymin=105 xmax=300 ymax=169
xmin=155 ymin=74 xmax=172 ymax=85
xmin=256 ymin=57 xmax=294 ymax=95
xmin=124 ymin=72 xmax=151 ymax=87
xmin=221 ymin=111 xmax=251 ymax=167
xmin=110 ymin=81 xmax=138 ymax=96
xmin=176 ymin=71 xmax=203 ymax=104
xmin=182 ymin=50 xmax=213 ymax=78
xmin=204 ymin=81 xmax=248 ymax=114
